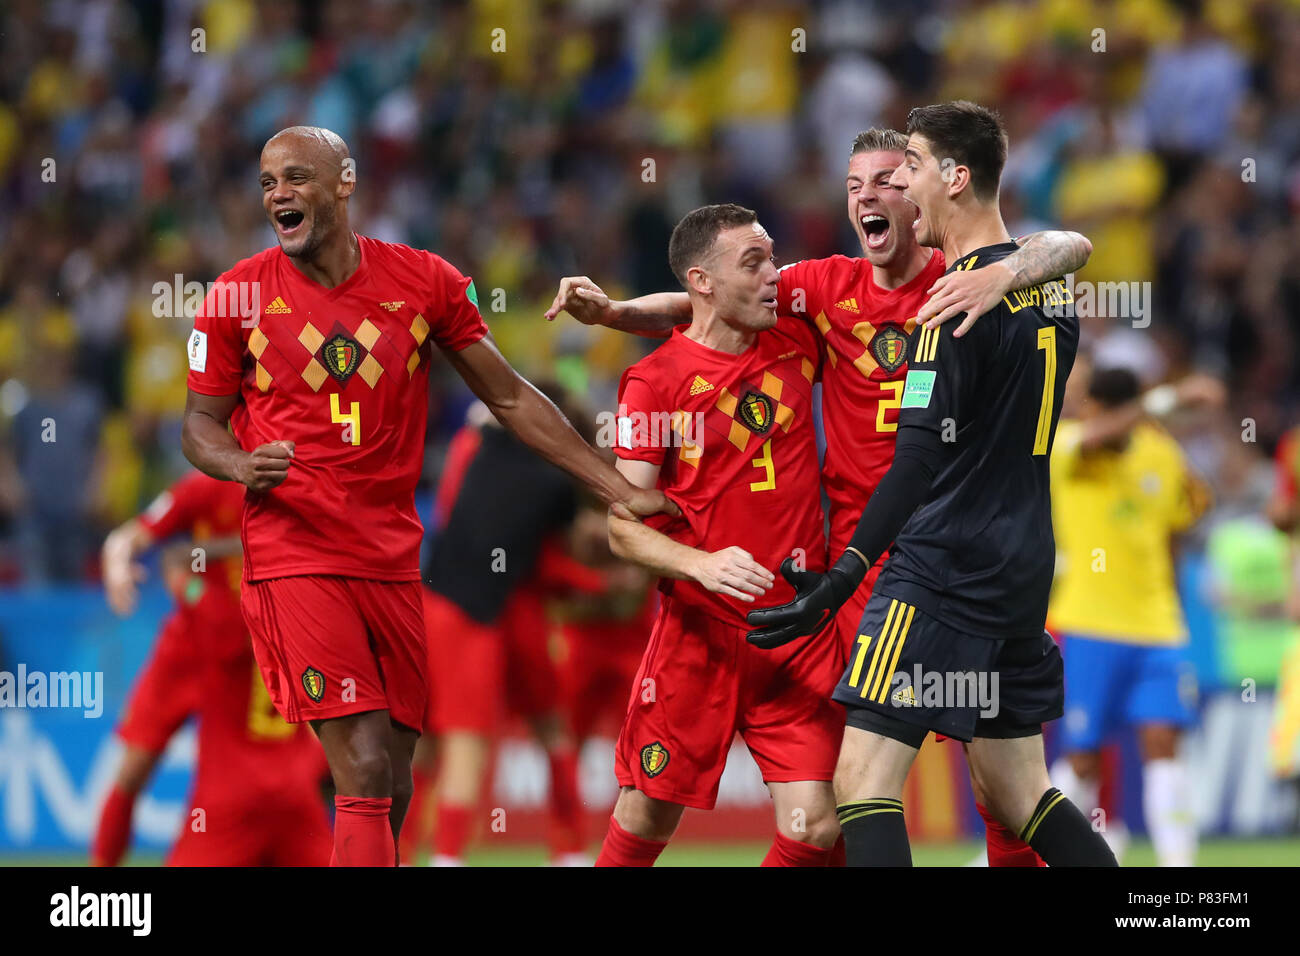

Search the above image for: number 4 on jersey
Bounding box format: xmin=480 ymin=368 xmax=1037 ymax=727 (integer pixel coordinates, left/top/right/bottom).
xmin=331 ymin=393 xmax=361 ymax=446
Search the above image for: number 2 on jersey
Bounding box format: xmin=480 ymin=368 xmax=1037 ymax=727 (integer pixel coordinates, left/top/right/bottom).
xmin=330 ymin=393 xmax=361 ymax=446
xmin=876 ymin=380 xmax=904 ymax=432
xmin=1033 ymin=326 xmax=1057 ymax=455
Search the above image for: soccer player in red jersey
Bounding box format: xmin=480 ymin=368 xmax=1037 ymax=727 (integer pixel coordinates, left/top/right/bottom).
xmin=595 ymin=204 xmax=842 ymax=867
xmin=549 ymin=129 xmax=1091 ymax=866
xmin=181 ymin=126 xmax=673 ymax=866
xmin=93 ymin=470 xmax=243 ymax=866
xmin=95 ymin=470 xmax=330 ymax=866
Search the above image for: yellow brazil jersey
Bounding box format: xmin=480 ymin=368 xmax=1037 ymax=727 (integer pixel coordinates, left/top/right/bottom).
xmin=1049 ymin=420 xmax=1204 ymax=644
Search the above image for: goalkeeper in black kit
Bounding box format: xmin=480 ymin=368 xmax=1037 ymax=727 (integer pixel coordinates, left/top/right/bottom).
xmin=747 ymin=101 xmax=1117 ymax=868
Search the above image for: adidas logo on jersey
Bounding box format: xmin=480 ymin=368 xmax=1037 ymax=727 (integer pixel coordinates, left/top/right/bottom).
xmin=264 ymin=296 xmax=292 ymax=314
xmin=689 ymin=375 xmax=714 ymax=395
xmin=835 ymin=297 xmax=860 ymax=313
xmin=891 ymin=685 xmax=918 ymax=707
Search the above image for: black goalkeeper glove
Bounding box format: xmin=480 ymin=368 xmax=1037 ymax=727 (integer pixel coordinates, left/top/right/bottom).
xmin=745 ymin=552 xmax=868 ymax=650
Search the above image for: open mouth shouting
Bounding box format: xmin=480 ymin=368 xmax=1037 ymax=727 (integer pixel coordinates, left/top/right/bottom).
xmin=861 ymin=213 xmax=891 ymax=251
xmin=274 ymin=208 xmax=306 ymax=237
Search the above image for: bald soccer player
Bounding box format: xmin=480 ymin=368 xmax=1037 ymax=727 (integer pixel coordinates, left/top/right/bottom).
xmin=182 ymin=126 xmax=675 ymax=866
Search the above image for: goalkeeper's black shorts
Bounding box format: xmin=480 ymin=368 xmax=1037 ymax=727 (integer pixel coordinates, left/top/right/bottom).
xmin=832 ymin=591 xmax=1063 ymax=747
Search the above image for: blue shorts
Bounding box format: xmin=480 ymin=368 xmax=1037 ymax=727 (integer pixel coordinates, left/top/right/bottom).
xmin=1060 ymin=633 xmax=1198 ymax=751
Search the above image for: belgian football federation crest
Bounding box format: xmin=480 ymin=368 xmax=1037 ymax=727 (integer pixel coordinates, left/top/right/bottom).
xmin=738 ymin=390 xmax=774 ymax=436
xmin=871 ymin=327 xmax=909 ymax=374
xmin=322 ymin=334 xmax=361 ymax=385
xmin=302 ymin=666 xmax=325 ymax=703
xmin=640 ymin=741 xmax=669 ymax=777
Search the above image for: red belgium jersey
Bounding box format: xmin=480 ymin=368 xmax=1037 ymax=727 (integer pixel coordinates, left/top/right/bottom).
xmin=775 ymin=251 xmax=947 ymax=537
xmin=615 ymin=316 xmax=827 ymax=629
xmin=138 ymin=470 xmax=245 ymax=596
xmin=187 ymin=235 xmax=488 ymax=582
xmin=138 ymin=471 xmax=326 ymax=811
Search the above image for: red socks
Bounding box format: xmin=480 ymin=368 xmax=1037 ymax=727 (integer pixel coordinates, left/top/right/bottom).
xmin=434 ymin=803 xmax=473 ymax=860
xmin=978 ymin=802 xmax=1045 ymax=867
xmin=91 ymin=784 xmax=136 ymax=867
xmin=547 ymin=748 xmax=583 ymax=857
xmin=332 ymin=795 xmax=395 ymax=866
xmin=595 ymin=816 xmax=667 ymax=867
xmin=761 ymin=831 xmax=835 ymax=867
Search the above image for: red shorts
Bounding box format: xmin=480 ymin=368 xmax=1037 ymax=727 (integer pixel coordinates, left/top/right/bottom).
xmin=117 ymin=612 xmax=200 ymax=752
xmin=241 ymin=575 xmax=427 ymax=731
xmin=615 ymin=596 xmax=844 ymax=810
xmin=424 ymin=588 xmax=504 ymax=734
xmin=167 ymin=794 xmax=331 ymax=866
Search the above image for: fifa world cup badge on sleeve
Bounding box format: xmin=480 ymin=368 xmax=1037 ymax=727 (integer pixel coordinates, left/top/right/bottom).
xmin=900 ymin=370 xmax=936 ymax=409
xmin=188 ymin=329 xmax=207 ymax=372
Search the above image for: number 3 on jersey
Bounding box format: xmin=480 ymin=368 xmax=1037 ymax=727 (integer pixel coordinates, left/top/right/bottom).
xmin=330 ymin=393 xmax=361 ymax=446
xmin=1033 ymin=326 xmax=1057 ymax=455
xmin=750 ymin=438 xmax=776 ymax=491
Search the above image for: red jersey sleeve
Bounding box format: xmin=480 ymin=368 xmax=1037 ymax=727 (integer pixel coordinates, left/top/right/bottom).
xmin=186 ymin=271 xmax=247 ymax=396
xmin=138 ymin=472 xmax=208 ymax=540
xmin=776 ymin=259 xmax=829 ymax=321
xmin=428 ymin=254 xmax=489 ymax=352
xmin=614 ymin=368 xmax=667 ymax=466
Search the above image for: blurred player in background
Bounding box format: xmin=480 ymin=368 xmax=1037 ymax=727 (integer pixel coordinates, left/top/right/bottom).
xmin=93 ymin=470 xmax=241 ymax=865
xmin=549 ymin=128 xmax=1092 ymax=865
xmin=412 ymin=389 xmax=605 ymax=866
xmin=555 ymin=503 xmax=656 ymax=786
xmin=1267 ymin=425 xmax=1300 ymax=810
xmin=601 ymin=204 xmax=842 ymax=867
xmin=94 ymin=470 xmax=330 ymax=866
xmin=182 ymin=126 xmax=675 ymax=866
xmin=1048 ymin=364 xmax=1220 ymax=866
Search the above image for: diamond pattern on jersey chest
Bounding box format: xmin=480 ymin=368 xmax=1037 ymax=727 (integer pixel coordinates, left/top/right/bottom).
xmin=245 ymin=311 xmax=432 ymax=393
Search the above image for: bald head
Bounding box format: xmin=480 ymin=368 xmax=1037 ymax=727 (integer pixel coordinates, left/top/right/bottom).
xmin=263 ymin=126 xmax=351 ymax=179
xmin=260 ymin=126 xmax=355 ymax=259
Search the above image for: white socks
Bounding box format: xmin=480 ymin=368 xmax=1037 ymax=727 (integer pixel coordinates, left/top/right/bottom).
xmin=1143 ymin=757 xmax=1197 ymax=867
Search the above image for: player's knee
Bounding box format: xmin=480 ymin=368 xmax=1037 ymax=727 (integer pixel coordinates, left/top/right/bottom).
xmin=332 ymin=748 xmax=393 ymax=796
xmin=783 ymin=808 xmax=840 ymax=848
xmin=613 ymin=788 xmax=681 ymax=842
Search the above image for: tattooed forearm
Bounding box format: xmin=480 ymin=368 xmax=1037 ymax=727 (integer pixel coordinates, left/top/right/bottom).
xmin=1006 ymin=231 xmax=1093 ymax=288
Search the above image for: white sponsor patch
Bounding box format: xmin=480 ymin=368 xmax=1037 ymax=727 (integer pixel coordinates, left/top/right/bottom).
xmin=187 ymin=329 xmax=207 ymax=373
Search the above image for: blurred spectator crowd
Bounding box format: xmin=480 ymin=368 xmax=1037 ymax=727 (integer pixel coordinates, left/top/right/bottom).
xmin=0 ymin=0 xmax=1298 ymax=590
